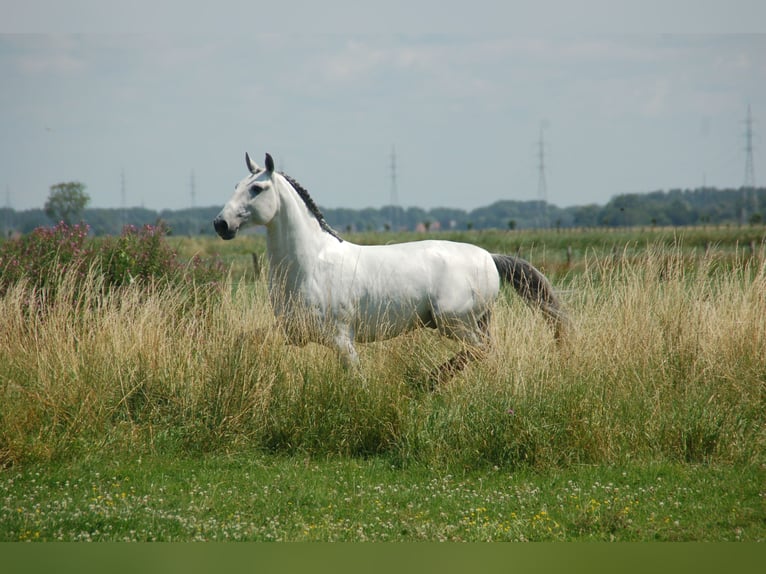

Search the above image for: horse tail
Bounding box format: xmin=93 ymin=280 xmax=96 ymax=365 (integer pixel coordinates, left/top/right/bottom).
xmin=492 ymin=254 xmax=570 ymax=341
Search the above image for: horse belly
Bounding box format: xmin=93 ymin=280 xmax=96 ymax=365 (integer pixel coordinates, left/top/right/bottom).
xmin=352 ymin=296 xmax=429 ymax=342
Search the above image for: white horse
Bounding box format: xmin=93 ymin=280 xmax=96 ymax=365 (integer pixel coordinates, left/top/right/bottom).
xmin=214 ymin=152 xmax=568 ymax=383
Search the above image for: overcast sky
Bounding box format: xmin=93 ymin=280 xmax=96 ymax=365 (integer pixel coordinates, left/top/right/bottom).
xmin=2 ymin=3 xmax=765 ymax=212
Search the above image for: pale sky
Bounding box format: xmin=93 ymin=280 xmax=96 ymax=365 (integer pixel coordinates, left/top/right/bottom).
xmin=1 ymin=2 xmax=765 ymax=212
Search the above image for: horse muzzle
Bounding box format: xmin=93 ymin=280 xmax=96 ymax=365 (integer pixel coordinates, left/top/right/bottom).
xmin=213 ymin=216 xmax=237 ymax=240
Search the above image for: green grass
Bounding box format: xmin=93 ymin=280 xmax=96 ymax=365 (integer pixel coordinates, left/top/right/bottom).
xmin=1 ymin=227 xmax=765 ymax=541
xmin=1 ymin=452 xmax=763 ymax=541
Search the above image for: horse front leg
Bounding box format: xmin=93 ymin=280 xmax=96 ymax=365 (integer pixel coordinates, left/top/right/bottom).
xmin=332 ymin=324 xmax=360 ymax=369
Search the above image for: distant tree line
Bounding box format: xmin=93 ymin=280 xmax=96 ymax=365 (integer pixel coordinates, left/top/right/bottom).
xmin=1 ymin=186 xmax=764 ymax=237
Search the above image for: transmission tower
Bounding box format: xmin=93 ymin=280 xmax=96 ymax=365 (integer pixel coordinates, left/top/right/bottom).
xmin=741 ymin=104 xmax=758 ymax=224
xmin=3 ymin=185 xmax=10 ymax=237
xmin=744 ymin=104 xmax=756 ymax=188
xmin=190 ymin=170 xmax=196 ymax=209
xmin=536 ymin=123 xmax=549 ymax=227
xmin=389 ymin=145 xmax=399 ymax=231
xmin=120 ymin=169 xmax=127 ymax=227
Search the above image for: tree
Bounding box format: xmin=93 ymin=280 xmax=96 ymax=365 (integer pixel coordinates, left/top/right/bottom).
xmin=44 ymin=182 xmax=90 ymax=225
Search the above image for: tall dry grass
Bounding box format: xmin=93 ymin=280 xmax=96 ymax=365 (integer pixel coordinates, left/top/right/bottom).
xmin=0 ymin=244 xmax=764 ymax=470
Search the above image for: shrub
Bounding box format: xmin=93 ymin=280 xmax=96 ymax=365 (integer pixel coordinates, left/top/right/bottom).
xmin=0 ymin=221 xmax=226 ymax=297
xmin=0 ymin=222 xmax=92 ymax=295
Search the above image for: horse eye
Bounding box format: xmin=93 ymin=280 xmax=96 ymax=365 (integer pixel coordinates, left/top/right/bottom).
xmin=249 ymin=185 xmax=262 ymax=196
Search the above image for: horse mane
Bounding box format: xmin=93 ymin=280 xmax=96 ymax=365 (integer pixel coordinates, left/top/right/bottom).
xmin=280 ymin=172 xmax=343 ymax=243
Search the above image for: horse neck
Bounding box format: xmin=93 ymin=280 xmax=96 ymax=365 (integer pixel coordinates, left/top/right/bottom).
xmin=265 ymin=179 xmax=334 ymax=282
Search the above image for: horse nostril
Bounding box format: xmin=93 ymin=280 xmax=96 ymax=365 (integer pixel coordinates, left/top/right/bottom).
xmin=213 ymin=217 xmax=228 ymax=234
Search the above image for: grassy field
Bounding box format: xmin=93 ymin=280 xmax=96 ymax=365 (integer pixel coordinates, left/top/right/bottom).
xmin=1 ymin=226 xmax=764 ymax=541
xmin=172 ymin=224 xmax=766 ymax=281
xmin=2 ymin=453 xmax=763 ymax=541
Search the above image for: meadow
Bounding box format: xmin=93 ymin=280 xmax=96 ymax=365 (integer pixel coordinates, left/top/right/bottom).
xmin=0 ymin=226 xmax=764 ymax=541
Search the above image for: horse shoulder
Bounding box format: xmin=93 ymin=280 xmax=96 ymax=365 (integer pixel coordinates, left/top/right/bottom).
xmin=303 ymin=241 xmax=365 ymax=308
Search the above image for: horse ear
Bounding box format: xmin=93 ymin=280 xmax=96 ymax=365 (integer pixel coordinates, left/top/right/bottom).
xmin=265 ymin=153 xmax=275 ymax=173
xmin=245 ymin=152 xmax=260 ymax=173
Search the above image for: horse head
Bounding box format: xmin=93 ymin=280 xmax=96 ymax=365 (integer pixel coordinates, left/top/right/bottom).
xmin=213 ymin=152 xmax=279 ymax=240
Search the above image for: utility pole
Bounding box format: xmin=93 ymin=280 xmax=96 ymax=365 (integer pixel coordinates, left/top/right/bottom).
xmin=537 ymin=122 xmax=549 ymax=228
xmin=389 ymin=145 xmax=399 ymax=231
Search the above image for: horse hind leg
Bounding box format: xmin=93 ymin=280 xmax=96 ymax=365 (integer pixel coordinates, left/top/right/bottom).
xmin=428 ymin=347 xmax=481 ymax=387
xmin=428 ymin=311 xmax=491 ymax=388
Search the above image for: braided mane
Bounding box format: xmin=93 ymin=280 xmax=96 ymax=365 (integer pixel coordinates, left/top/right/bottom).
xmin=280 ymin=172 xmax=343 ymax=243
